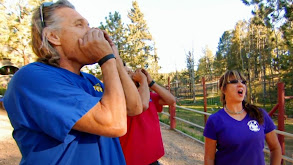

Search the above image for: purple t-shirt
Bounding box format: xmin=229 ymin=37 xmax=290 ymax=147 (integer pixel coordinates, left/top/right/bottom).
xmin=203 ymin=108 xmax=275 ymax=165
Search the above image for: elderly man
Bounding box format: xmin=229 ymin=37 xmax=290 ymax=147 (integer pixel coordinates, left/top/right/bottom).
xmin=3 ymin=0 xmax=142 ymax=164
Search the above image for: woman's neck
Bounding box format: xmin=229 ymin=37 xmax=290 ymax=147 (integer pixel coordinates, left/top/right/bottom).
xmin=225 ymin=103 xmax=243 ymax=113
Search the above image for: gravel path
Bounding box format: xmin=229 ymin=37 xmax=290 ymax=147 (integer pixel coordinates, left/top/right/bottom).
xmin=0 ymin=109 xmax=21 ymax=165
xmin=159 ymin=124 xmax=204 ymax=165
xmin=0 ymin=109 xmax=204 ymax=165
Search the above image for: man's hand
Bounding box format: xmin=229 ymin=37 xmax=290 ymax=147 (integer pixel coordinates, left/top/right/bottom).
xmin=133 ymin=68 xmax=150 ymax=111
xmin=141 ymin=69 xmax=153 ymax=84
xmin=103 ymin=30 xmax=120 ymax=59
xmin=132 ymin=69 xmax=147 ymax=85
xmin=79 ymin=28 xmax=113 ymax=63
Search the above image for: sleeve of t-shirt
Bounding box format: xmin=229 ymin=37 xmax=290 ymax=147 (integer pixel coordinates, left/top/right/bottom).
xmin=150 ymin=92 xmax=163 ymax=112
xmin=262 ymin=109 xmax=276 ymax=134
xmin=6 ymin=65 xmax=102 ymax=142
xmin=203 ymin=115 xmax=217 ymax=140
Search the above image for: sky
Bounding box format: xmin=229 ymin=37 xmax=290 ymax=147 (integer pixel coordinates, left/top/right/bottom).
xmin=68 ymin=0 xmax=254 ymax=73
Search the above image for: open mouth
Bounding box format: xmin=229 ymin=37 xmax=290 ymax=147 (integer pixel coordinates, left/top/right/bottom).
xmin=238 ymin=89 xmax=243 ymax=95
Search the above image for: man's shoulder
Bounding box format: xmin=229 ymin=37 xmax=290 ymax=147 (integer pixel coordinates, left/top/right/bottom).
xmin=81 ymin=72 xmax=96 ymax=79
xmin=12 ymin=62 xmax=74 ymax=85
xmin=81 ymin=72 xmax=102 ymax=85
xmin=17 ymin=62 xmax=56 ymax=74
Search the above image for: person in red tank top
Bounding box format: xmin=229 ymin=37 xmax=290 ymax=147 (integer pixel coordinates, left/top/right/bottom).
xmin=120 ymin=66 xmax=176 ymax=165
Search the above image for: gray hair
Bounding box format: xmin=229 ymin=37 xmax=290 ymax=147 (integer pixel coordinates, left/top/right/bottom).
xmin=31 ymin=0 xmax=75 ymax=67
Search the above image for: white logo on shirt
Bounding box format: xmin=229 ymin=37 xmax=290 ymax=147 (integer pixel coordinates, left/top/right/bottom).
xmin=247 ymin=120 xmax=260 ymax=132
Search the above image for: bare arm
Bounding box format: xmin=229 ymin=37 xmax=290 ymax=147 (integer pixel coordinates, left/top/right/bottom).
xmin=265 ymin=130 xmax=282 ymax=165
xmin=73 ymin=29 xmax=127 ymax=137
xmin=141 ymin=69 xmax=176 ymax=106
xmin=133 ymin=69 xmax=150 ymax=111
xmin=204 ymin=137 xmax=216 ymax=165
xmin=104 ymin=31 xmax=143 ymax=116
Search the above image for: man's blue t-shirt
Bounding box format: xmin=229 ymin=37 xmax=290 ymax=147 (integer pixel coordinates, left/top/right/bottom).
xmin=3 ymin=62 xmax=126 ymax=165
xmin=203 ymin=108 xmax=275 ymax=165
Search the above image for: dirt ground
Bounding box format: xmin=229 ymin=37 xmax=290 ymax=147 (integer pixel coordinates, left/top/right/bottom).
xmin=0 ymin=109 xmax=21 ymax=165
xmin=0 ymin=108 xmax=204 ymax=165
xmin=159 ymin=124 xmax=204 ymax=165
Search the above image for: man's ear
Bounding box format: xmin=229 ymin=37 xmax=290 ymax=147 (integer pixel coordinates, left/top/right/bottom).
xmin=45 ymin=29 xmax=61 ymax=46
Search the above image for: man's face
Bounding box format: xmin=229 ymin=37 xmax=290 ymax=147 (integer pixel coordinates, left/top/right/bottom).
xmin=53 ymin=7 xmax=92 ymax=65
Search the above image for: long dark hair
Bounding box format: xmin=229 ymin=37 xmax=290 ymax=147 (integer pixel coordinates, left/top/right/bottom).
xmin=219 ymin=70 xmax=264 ymax=125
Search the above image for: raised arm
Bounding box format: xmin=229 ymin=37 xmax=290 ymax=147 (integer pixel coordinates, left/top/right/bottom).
xmin=73 ymin=29 xmax=127 ymax=137
xmin=141 ymin=69 xmax=176 ymax=106
xmin=132 ymin=69 xmax=150 ymax=111
xmin=103 ymin=31 xmax=143 ymax=116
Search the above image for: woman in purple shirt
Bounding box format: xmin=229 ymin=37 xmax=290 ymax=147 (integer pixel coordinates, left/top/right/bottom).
xmin=204 ymin=70 xmax=282 ymax=165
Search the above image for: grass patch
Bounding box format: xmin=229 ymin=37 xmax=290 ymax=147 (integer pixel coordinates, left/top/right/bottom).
xmin=176 ymin=121 xmax=204 ymax=142
xmin=159 ymin=113 xmax=170 ymax=125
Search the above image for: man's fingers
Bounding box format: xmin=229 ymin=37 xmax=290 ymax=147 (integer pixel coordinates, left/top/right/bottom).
xmin=85 ymin=28 xmax=103 ymax=43
xmin=78 ymin=38 xmax=83 ymax=46
xmin=98 ymin=29 xmax=105 ymax=39
xmin=103 ymin=30 xmax=110 ymax=40
xmin=92 ymin=29 xmax=100 ymax=40
xmin=103 ymin=30 xmax=115 ymax=46
xmin=82 ymin=30 xmax=90 ymax=45
xmin=78 ymin=28 xmax=114 ymax=63
xmin=141 ymin=69 xmax=147 ymax=75
xmin=87 ymin=29 xmax=94 ymax=42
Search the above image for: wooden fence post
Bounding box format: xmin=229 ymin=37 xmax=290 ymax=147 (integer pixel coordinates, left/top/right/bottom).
xmin=202 ymin=77 xmax=207 ymax=125
xmin=277 ymin=82 xmax=285 ymax=161
xmin=169 ymin=105 xmax=176 ymax=130
xmin=168 ymin=77 xmax=176 ymax=130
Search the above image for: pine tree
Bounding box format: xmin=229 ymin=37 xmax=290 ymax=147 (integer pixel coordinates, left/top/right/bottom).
xmin=0 ymin=0 xmax=45 ymax=67
xmin=0 ymin=0 xmax=9 ymax=59
xmin=126 ymin=0 xmax=158 ymax=73
xmin=242 ymin=0 xmax=293 ymax=53
xmin=100 ymin=11 xmax=127 ymax=60
xmin=197 ymin=46 xmax=214 ymax=81
xmin=214 ymin=31 xmax=231 ymax=76
xmin=186 ymin=49 xmax=195 ymax=102
xmin=146 ymin=41 xmax=161 ymax=82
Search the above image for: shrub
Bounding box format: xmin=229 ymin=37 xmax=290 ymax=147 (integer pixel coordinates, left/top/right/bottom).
xmin=0 ymin=88 xmax=6 ymax=96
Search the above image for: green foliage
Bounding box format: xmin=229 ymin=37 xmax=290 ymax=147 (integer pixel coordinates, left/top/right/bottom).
xmin=99 ymin=11 xmax=127 ymax=60
xmin=214 ymin=31 xmax=231 ymax=76
xmin=126 ymin=1 xmax=158 ymax=71
xmin=192 ymin=8 xmax=292 ymax=106
xmin=196 ymin=46 xmax=214 ymax=80
xmin=0 ymin=87 xmax=6 ymax=95
xmin=0 ymin=0 xmax=43 ymax=66
xmin=98 ymin=1 xmax=160 ymax=80
xmin=242 ymin=0 xmax=293 ymax=54
xmin=159 ymin=112 xmax=170 ymax=125
xmin=185 ymin=50 xmax=196 ymax=102
xmin=176 ymin=123 xmax=204 ymax=142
